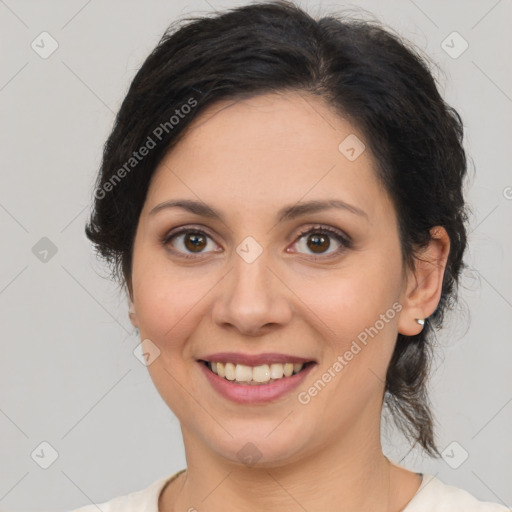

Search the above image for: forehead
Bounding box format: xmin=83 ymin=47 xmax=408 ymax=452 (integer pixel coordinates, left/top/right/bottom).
xmin=173 ymin=91 xmax=359 ymax=156
xmin=145 ymin=91 xmax=391 ymax=223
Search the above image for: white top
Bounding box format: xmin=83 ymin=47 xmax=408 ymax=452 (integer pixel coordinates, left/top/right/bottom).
xmin=71 ymin=469 xmax=510 ymax=511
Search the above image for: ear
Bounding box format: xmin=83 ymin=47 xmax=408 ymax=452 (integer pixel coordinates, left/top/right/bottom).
xmin=126 ymin=278 xmax=139 ymax=328
xmin=128 ymin=299 xmax=139 ymax=329
xmin=398 ymin=226 xmax=450 ymax=336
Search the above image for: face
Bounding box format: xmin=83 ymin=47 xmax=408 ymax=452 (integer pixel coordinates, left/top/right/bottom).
xmin=129 ymin=91 xmax=425 ymax=467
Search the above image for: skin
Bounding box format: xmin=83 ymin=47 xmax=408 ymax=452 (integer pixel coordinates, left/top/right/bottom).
xmin=128 ymin=91 xmax=450 ymax=512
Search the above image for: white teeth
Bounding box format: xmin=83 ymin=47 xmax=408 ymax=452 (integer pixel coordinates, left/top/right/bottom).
xmin=270 ymin=363 xmax=284 ymax=379
xmin=224 ymin=362 xmax=236 ymax=381
xmin=252 ymin=364 xmax=271 ymax=383
xmin=235 ymin=364 xmax=252 ymax=382
xmin=283 ymin=363 xmax=294 ymax=377
xmin=206 ymin=361 xmax=305 ymax=384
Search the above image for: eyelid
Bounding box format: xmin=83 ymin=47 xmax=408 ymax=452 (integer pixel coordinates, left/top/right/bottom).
xmin=161 ymin=223 xmax=217 ymax=242
xmin=294 ymin=224 xmax=350 ymax=245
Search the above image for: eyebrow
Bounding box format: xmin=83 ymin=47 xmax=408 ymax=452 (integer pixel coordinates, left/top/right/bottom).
xmin=149 ymin=198 xmax=368 ymax=222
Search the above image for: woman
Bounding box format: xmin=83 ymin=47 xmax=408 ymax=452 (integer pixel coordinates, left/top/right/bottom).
xmin=76 ymin=1 xmax=508 ymax=510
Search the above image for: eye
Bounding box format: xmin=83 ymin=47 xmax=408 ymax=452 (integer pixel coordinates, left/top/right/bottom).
xmin=162 ymin=224 xmax=351 ymax=260
xmin=162 ymin=227 xmax=220 ymax=259
xmin=290 ymin=225 xmax=351 ymax=258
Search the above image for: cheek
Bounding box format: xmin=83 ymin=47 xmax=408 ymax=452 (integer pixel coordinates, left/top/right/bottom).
xmin=135 ymin=278 xmax=191 ymax=343
xmin=298 ymin=256 xmax=402 ymax=388
xmin=303 ymin=268 xmax=400 ymax=338
xmin=131 ymin=263 xmax=209 ymax=415
xmin=131 ymin=255 xmax=216 ymax=356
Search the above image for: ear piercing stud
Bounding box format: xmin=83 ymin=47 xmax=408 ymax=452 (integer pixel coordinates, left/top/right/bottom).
xmin=416 ymin=319 xmax=425 ymax=326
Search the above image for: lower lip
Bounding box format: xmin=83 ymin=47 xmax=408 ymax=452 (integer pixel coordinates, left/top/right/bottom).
xmin=199 ymin=361 xmax=316 ymax=404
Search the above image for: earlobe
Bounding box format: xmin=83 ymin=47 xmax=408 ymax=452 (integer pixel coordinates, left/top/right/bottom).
xmin=398 ymin=226 xmax=450 ymax=336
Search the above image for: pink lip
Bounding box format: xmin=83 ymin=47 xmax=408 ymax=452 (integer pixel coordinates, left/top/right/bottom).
xmin=198 ymin=352 xmax=315 ymax=366
xmin=199 ymin=360 xmax=316 ymax=404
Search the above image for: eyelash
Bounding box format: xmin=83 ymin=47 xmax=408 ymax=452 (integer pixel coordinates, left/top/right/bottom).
xmin=161 ymin=224 xmax=351 ymax=260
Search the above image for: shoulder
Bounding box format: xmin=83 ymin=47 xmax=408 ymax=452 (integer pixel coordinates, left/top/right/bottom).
xmin=70 ymin=470 xmax=185 ymax=512
xmin=405 ymin=473 xmax=510 ymax=512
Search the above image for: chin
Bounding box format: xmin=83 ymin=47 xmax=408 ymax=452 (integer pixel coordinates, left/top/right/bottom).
xmin=198 ymin=420 xmax=314 ymax=468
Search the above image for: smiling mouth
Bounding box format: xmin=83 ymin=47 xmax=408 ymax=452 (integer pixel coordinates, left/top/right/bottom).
xmin=200 ymin=360 xmax=315 ymax=386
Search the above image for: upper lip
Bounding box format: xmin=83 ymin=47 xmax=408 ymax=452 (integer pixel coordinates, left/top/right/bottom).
xmin=198 ymin=352 xmax=316 ymax=366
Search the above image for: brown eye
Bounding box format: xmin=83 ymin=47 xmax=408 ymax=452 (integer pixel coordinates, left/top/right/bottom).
xmin=163 ymin=228 xmax=219 ymax=258
xmin=183 ymin=232 xmax=207 ymax=252
xmin=292 ymin=226 xmax=350 ymax=258
xmin=305 ymin=233 xmax=330 ymax=253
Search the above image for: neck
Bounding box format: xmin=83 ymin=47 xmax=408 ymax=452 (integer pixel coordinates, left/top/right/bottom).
xmin=166 ymin=426 xmax=395 ymax=512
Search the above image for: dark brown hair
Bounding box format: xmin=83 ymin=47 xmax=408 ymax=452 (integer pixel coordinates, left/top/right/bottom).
xmin=85 ymin=0 xmax=469 ymax=457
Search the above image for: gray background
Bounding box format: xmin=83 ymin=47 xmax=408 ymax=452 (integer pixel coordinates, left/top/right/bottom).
xmin=0 ymin=0 xmax=511 ymax=510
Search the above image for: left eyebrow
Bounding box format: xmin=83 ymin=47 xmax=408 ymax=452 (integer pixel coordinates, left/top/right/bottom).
xmin=276 ymin=199 xmax=368 ymax=222
xmin=148 ymin=198 xmax=368 ymax=222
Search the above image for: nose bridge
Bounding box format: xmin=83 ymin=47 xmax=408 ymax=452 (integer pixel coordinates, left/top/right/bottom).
xmin=212 ymin=245 xmax=292 ymax=335
xmin=232 ymin=248 xmax=272 ymax=302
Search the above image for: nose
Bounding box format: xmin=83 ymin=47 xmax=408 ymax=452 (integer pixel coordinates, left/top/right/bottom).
xmin=211 ymin=250 xmax=293 ymax=337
